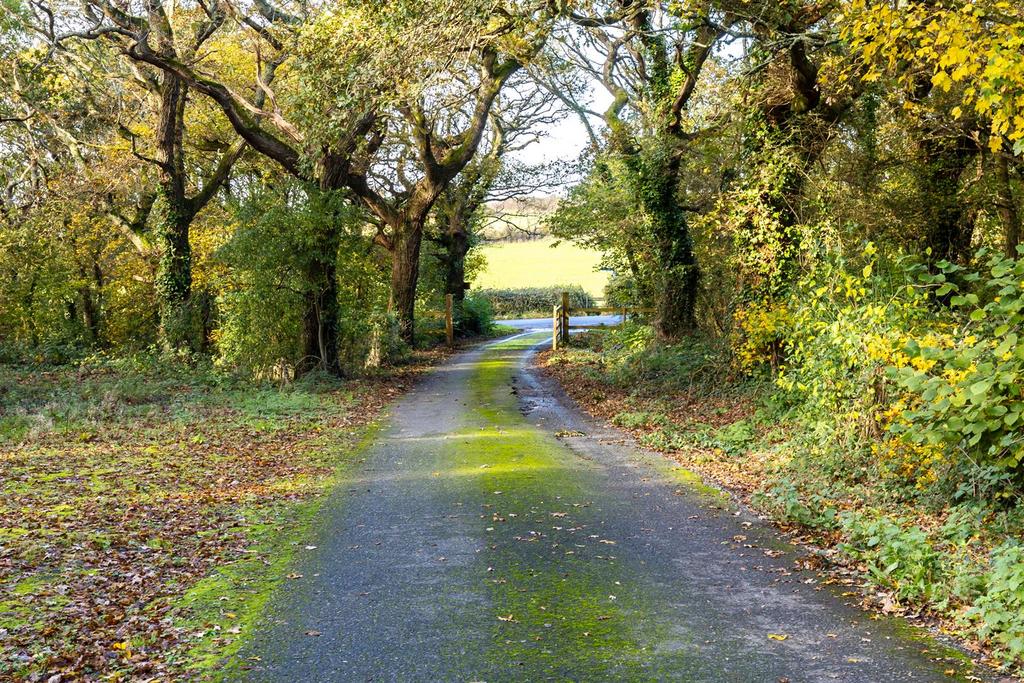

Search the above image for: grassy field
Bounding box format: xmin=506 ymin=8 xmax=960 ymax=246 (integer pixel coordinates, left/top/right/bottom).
xmin=474 ymin=237 xmax=610 ymax=298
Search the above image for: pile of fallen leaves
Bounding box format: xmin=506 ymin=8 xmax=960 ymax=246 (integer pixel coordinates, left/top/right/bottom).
xmin=0 ymin=356 xmax=439 ymax=681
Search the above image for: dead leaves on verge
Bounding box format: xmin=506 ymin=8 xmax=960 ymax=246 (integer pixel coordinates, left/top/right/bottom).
xmin=0 ymin=361 xmax=436 ymax=680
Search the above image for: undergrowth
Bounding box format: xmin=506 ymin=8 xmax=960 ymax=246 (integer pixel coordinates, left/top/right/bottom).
xmin=543 ymin=297 xmax=1024 ymax=673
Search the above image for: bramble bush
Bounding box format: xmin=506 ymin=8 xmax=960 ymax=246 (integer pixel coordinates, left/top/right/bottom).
xmin=765 ymin=245 xmax=1024 ymax=499
xmin=743 ymin=245 xmax=1024 ymax=665
xmin=890 ymin=250 xmax=1024 ymax=495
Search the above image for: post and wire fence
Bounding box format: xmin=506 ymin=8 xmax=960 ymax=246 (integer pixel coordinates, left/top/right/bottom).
xmin=552 ymin=291 xmax=654 ymax=350
xmin=418 ymin=294 xmax=457 ymax=348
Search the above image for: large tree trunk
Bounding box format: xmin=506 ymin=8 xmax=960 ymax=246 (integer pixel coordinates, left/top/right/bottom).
xmin=444 ymin=215 xmax=470 ymax=305
xmin=153 ymin=74 xmax=197 ymax=352
xmin=993 ymin=152 xmax=1021 ymax=258
xmin=654 ymin=231 xmax=699 ymax=338
xmin=638 ymin=154 xmax=699 ymax=338
xmin=919 ymin=134 xmax=977 ymax=266
xmin=154 ymin=205 xmax=195 ymax=351
xmin=388 ymin=222 xmax=423 ymax=346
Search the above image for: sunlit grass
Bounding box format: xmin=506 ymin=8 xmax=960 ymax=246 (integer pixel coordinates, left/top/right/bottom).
xmin=474 ymin=237 xmax=610 ymax=298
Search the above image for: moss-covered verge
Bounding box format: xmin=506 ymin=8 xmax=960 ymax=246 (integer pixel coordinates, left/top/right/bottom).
xmin=169 ymin=421 xmax=384 ymax=679
xmin=0 ymin=354 xmax=437 ymax=681
xmin=539 ymin=327 xmax=1024 ymax=678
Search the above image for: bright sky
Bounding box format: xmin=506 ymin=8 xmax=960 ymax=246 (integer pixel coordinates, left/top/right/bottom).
xmin=511 ymin=86 xmax=614 ymax=191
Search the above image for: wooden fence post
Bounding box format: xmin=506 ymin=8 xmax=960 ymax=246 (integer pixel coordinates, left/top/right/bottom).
xmin=445 ymin=294 xmax=454 ymax=347
xmin=552 ymin=304 xmax=559 ymax=350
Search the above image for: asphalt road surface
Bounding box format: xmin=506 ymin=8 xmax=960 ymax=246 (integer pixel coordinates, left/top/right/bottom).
xmin=239 ymin=332 xmax=991 ymax=682
xmin=497 ymin=315 xmax=623 ymax=331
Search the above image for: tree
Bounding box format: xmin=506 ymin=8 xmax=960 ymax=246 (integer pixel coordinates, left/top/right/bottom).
xmin=429 ymin=73 xmax=563 ymax=318
xmin=843 ymin=0 xmax=1024 ymax=260
xmin=64 ymin=0 xmax=556 ymax=353
xmin=552 ymin=1 xmax=737 ymax=337
xmin=25 ymin=1 xmax=248 ymax=351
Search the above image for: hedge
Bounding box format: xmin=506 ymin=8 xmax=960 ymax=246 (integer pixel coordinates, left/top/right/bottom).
xmin=476 ymin=285 xmax=596 ymax=317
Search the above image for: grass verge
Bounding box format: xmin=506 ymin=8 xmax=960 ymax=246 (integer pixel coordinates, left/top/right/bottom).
xmin=0 ymin=353 xmax=436 ymax=680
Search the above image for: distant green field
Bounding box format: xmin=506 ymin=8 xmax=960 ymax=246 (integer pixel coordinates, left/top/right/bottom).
xmin=473 ymin=237 xmax=610 ymax=298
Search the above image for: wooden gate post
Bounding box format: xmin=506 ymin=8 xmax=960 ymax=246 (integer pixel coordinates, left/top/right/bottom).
xmin=445 ymin=294 xmax=454 ymax=347
xmin=552 ymin=305 xmax=559 ymax=350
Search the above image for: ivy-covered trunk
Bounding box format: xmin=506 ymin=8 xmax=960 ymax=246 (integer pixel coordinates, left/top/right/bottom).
xmin=154 ymin=199 xmax=195 ymax=352
xmin=918 ymin=134 xmax=977 ymax=266
xmin=74 ymin=251 xmax=104 ymax=345
xmin=389 ymin=221 xmax=423 ymax=345
xmin=299 ymin=223 xmax=342 ymax=376
xmin=153 ymin=72 xmax=198 ymax=353
xmin=443 ymin=218 xmax=470 ymax=305
xmin=300 ymin=261 xmax=341 ymax=376
xmin=636 ymin=150 xmax=699 ymax=338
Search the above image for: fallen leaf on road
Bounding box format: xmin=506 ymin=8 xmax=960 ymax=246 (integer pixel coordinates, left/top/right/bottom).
xmin=767 ymin=634 xmax=789 ymax=641
xmin=305 ymin=630 xmax=322 ymax=637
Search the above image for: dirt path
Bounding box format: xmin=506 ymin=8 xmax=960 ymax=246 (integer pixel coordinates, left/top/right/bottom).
xmin=238 ymin=333 xmax=990 ymax=682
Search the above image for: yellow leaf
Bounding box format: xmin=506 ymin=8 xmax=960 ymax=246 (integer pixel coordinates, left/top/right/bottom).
xmin=767 ymin=633 xmax=789 ymax=641
xmin=931 ymin=70 xmax=952 ymax=92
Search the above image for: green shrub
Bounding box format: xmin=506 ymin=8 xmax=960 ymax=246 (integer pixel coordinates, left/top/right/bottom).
xmin=770 ymin=246 xmax=1024 ymax=501
xmin=753 ymin=479 xmax=839 ymax=529
xmin=612 ymin=410 xmax=671 ymax=429
xmin=965 ymin=541 xmax=1024 ymax=663
xmin=889 ymin=250 xmax=1024 ymax=493
xmin=455 ymin=294 xmax=494 ymax=335
xmin=839 ymin=512 xmax=948 ymax=603
xmin=214 ymin=186 xmax=385 ymax=374
xmin=476 ymin=285 xmax=595 ymax=317
xmin=604 ymin=273 xmax=642 ymax=307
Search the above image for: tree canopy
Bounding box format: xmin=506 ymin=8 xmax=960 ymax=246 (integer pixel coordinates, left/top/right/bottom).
xmin=0 ymin=0 xmax=1022 ymax=372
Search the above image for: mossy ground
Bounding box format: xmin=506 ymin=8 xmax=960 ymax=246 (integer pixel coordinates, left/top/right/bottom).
xmin=449 ymin=334 xmax=690 ymax=677
xmin=172 ymin=421 xmax=385 ymax=679
xmin=0 ymin=357 xmax=428 ymax=680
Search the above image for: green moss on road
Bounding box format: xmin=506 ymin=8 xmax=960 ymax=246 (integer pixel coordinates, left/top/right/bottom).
xmin=449 ymin=335 xmax=691 ymax=678
xmin=170 ymin=421 xmax=386 ymax=680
